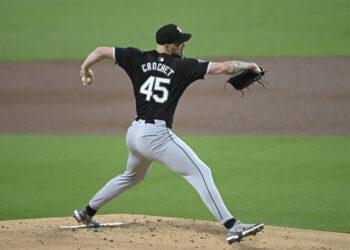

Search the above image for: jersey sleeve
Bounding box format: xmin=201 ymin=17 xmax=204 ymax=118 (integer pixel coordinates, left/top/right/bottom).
xmin=181 ymin=58 xmax=210 ymax=84
xmin=113 ymin=47 xmax=142 ymax=76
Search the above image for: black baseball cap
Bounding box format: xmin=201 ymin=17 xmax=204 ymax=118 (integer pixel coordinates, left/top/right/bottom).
xmin=156 ymin=24 xmax=192 ymax=45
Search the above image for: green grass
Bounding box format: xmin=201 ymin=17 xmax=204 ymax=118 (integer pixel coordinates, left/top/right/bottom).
xmin=0 ymin=135 xmax=349 ymax=233
xmin=0 ymin=0 xmax=349 ymax=60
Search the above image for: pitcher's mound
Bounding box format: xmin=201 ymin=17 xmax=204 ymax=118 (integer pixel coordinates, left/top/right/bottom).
xmin=1 ymin=214 xmax=349 ymax=249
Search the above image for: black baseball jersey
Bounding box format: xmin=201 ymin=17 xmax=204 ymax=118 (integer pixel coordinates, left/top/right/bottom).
xmin=114 ymin=47 xmax=210 ymax=125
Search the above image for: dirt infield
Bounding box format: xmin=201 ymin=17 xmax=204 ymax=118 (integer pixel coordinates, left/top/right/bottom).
xmin=1 ymin=214 xmax=350 ymax=250
xmin=1 ymin=58 xmax=350 ymax=249
xmin=1 ymin=57 xmax=349 ymax=135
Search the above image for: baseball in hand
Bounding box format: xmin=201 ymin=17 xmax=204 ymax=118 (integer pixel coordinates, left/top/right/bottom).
xmin=82 ymin=76 xmax=92 ymax=85
xmin=81 ymin=68 xmax=94 ymax=86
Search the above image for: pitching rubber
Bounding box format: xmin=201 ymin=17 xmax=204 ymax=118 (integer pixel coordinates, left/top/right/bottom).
xmin=59 ymin=222 xmax=124 ymax=229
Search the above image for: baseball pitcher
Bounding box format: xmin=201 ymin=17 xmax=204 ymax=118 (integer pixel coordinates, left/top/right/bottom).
xmin=73 ymin=24 xmax=264 ymax=244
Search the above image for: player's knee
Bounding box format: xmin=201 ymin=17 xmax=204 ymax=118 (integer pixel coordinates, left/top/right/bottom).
xmin=135 ymin=172 xmax=148 ymax=183
xmin=201 ymin=163 xmax=212 ymax=174
xmin=123 ymin=171 xmax=148 ymax=183
xmin=196 ymin=164 xmax=212 ymax=178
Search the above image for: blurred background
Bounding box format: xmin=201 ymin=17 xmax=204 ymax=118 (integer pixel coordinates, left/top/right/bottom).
xmin=1 ymin=0 xmax=349 ymax=60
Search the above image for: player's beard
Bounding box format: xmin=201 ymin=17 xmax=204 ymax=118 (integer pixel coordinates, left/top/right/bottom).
xmin=171 ymin=49 xmax=183 ymax=58
xmin=169 ymin=44 xmax=184 ymax=58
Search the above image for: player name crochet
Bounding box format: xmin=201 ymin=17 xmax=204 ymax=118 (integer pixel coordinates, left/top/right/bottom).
xmin=141 ymin=62 xmax=175 ymax=77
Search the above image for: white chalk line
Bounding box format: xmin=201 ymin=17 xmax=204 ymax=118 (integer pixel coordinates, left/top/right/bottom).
xmin=59 ymin=222 xmax=124 ymax=229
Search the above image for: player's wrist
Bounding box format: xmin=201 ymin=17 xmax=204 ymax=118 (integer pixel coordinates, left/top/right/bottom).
xmin=229 ymin=61 xmax=254 ymax=74
xmin=250 ymin=63 xmax=261 ymax=73
xmin=80 ymin=66 xmax=93 ymax=77
xmin=80 ymin=66 xmax=89 ymax=74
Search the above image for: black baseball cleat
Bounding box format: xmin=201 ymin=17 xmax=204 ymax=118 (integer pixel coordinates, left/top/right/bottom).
xmin=226 ymin=220 xmax=264 ymax=244
xmin=72 ymin=207 xmax=100 ymax=228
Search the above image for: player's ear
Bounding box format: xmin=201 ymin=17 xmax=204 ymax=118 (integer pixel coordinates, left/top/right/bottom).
xmin=163 ymin=44 xmax=171 ymax=53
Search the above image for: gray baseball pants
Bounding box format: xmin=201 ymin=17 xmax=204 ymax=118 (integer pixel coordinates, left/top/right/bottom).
xmin=89 ymin=119 xmax=233 ymax=224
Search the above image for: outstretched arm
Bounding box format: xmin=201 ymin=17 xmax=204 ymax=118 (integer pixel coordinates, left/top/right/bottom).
xmin=80 ymin=47 xmax=114 ymax=85
xmin=208 ymin=61 xmax=261 ymax=75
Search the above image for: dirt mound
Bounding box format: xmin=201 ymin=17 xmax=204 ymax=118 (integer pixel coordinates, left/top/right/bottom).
xmin=1 ymin=214 xmax=349 ymax=249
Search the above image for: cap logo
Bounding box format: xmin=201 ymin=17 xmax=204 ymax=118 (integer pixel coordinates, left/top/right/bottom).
xmin=176 ymin=26 xmax=183 ymax=33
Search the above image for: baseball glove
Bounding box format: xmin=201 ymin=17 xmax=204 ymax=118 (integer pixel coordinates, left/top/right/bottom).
xmin=226 ymin=67 xmax=267 ymax=97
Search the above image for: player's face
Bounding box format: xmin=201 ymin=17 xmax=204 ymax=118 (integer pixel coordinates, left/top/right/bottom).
xmin=169 ymin=42 xmax=186 ymax=57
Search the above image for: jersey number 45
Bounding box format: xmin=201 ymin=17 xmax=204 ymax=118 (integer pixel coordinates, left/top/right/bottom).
xmin=140 ymin=76 xmax=170 ymax=103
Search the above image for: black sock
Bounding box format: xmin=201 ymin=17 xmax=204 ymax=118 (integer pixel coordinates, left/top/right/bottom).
xmin=224 ymin=218 xmax=237 ymax=229
xmin=86 ymin=205 xmax=97 ymax=217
